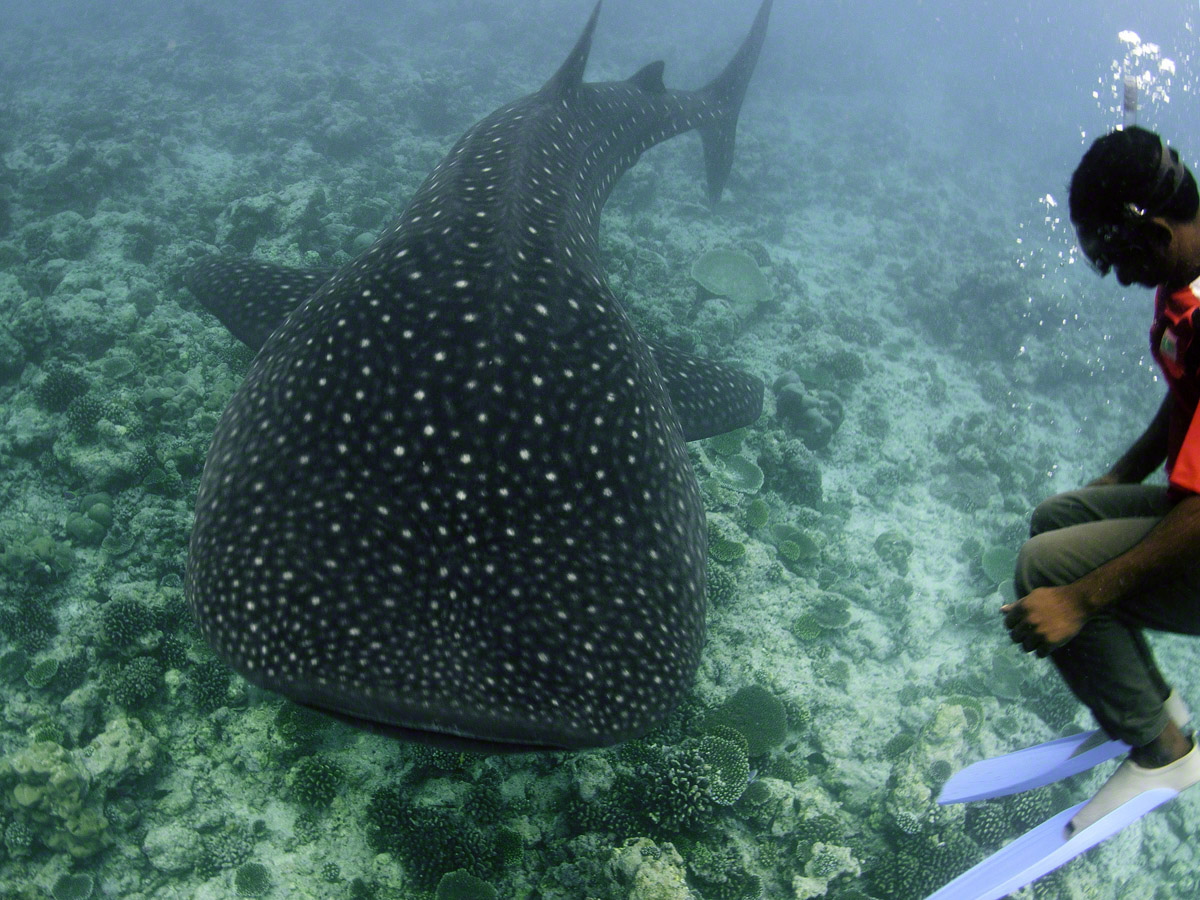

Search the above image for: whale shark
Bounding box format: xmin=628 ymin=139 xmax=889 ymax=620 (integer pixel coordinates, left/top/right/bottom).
xmin=185 ymin=0 xmax=769 ymax=752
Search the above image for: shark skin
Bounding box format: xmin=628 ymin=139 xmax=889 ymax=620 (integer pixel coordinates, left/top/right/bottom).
xmin=185 ymin=0 xmax=770 ymax=753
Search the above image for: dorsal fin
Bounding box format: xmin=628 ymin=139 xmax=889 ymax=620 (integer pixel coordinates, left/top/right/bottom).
xmin=628 ymin=61 xmax=666 ymax=94
xmin=543 ymin=1 xmax=601 ymax=97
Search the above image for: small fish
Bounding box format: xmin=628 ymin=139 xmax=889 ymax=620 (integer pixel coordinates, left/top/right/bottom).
xmin=186 ymin=0 xmax=770 ymax=752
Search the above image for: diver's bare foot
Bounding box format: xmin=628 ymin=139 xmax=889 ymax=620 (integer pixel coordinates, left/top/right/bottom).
xmin=1129 ymin=720 xmax=1193 ymax=768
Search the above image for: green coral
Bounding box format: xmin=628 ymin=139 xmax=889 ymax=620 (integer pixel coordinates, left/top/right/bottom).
xmin=464 ymin=770 xmax=503 ymax=826
xmin=965 ymin=802 xmax=1008 ymax=848
xmin=30 ymin=720 xmax=67 ymax=746
xmin=743 ymin=498 xmax=769 ymax=530
xmin=771 ymin=524 xmax=819 ymax=565
xmin=290 ymin=755 xmax=343 ymax=808
xmin=112 ymin=656 xmax=164 ymax=708
xmin=494 ymin=826 xmax=523 ymax=868
xmin=707 ymin=428 xmax=747 ymax=457
xmin=709 ymin=538 xmax=746 ymax=564
xmin=197 ymin=822 xmax=254 ymax=877
xmin=101 ymin=352 xmax=136 ymax=379
xmin=777 ymin=540 xmax=802 ymax=564
xmin=436 ymin=869 xmax=498 ymax=900
xmin=817 ymin=658 xmax=851 ymax=689
xmin=0 ymin=529 xmax=75 ymax=584
xmin=690 ymin=248 xmax=772 ymax=315
xmin=4 ymin=820 xmax=34 ymax=856
xmin=686 ymin=840 xmax=764 ymax=900
xmin=366 ymin=784 xmax=496 ymax=890
xmin=822 ymin=347 xmax=866 ymax=384
xmin=565 ymin=789 xmax=639 ymax=839
xmin=704 ymin=685 xmax=787 ymax=756
xmin=740 ymin=779 xmax=771 ymax=806
xmin=789 ymin=613 xmax=822 ymax=643
xmin=23 ymin=657 xmax=59 ymax=690
xmin=65 ymin=504 xmax=108 ymax=544
xmin=51 ymin=873 xmax=94 ymax=900
xmin=66 ymin=395 xmax=110 ymax=437
xmin=1004 ymin=787 xmax=1055 ymax=832
xmin=274 ymin=701 xmax=331 ymax=745
xmin=812 ymin=593 xmax=852 ymax=631
xmin=714 ymin=456 xmax=764 ymax=494
xmin=409 ymin=745 xmax=478 ymax=774
xmin=811 ymin=847 xmax=845 ymax=877
xmin=874 ymin=530 xmax=915 ymax=575
xmin=100 ymin=524 xmax=136 ymax=557
xmin=190 ymin=658 xmax=232 ymax=713
xmin=696 ymin=733 xmax=750 ymax=805
xmin=639 ymin=742 xmax=724 ymax=832
xmin=35 ymin=365 xmax=89 ymax=413
xmin=0 ymin=741 xmax=108 ymax=857
xmin=929 ymin=759 xmax=952 ymax=785
xmin=57 ymin=655 xmax=89 ymax=693
xmin=0 ymin=590 xmax=58 ymax=652
xmin=616 ymin=729 xmax=756 ymax=835
xmin=882 ymin=732 xmax=916 ymax=760
xmin=157 ymin=635 xmax=190 ymax=670
xmin=99 ymin=597 xmax=155 ymax=649
xmin=942 ymin=695 xmax=985 ymax=738
xmin=980 ymin=545 xmax=1018 ymax=584
xmin=706 ymin=564 xmax=738 ymax=609
xmin=783 ymin=697 xmax=812 ymax=731
xmin=866 ymin=830 xmax=950 ymax=899
xmin=234 ymin=861 xmax=272 ymax=897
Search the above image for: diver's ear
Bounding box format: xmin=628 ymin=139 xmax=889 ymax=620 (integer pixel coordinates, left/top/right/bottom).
xmin=1145 ymin=218 xmax=1175 ymax=251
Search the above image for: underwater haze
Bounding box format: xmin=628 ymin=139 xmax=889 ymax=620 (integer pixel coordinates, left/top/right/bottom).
xmin=0 ymin=0 xmax=1199 ymax=898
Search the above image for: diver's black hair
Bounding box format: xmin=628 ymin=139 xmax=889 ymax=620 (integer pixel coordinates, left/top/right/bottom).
xmin=1069 ymin=125 xmax=1199 ymax=227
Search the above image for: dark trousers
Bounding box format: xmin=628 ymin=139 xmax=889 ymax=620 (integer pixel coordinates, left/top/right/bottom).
xmin=1015 ymin=485 xmax=1200 ymax=746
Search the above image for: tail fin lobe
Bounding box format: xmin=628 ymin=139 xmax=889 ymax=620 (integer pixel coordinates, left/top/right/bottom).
xmin=698 ymin=0 xmax=772 ymax=202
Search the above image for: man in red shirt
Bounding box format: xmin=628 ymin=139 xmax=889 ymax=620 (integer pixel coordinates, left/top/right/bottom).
xmin=1004 ymin=126 xmax=1200 ymax=834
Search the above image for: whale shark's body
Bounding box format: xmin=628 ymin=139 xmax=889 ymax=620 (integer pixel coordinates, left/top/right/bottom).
xmin=186 ymin=0 xmax=769 ymax=752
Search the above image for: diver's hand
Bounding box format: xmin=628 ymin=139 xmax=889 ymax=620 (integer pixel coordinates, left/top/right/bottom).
xmin=1001 ymin=585 xmax=1089 ymax=656
xmin=1084 ymin=472 xmax=1121 ymax=488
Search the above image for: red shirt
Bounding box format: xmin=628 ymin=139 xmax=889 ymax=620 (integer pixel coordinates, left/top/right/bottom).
xmin=1150 ymin=278 xmax=1200 ymax=496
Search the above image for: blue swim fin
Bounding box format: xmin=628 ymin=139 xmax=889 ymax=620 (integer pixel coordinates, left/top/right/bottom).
xmin=923 ymin=788 xmax=1177 ymax=900
xmin=937 ymin=730 xmax=1127 ymax=804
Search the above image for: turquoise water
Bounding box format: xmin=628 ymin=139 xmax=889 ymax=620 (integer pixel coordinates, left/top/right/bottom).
xmin=0 ymin=1 xmax=1198 ymax=898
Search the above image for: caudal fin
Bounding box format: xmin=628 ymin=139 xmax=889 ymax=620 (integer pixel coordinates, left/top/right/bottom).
xmin=698 ymin=0 xmax=772 ymax=203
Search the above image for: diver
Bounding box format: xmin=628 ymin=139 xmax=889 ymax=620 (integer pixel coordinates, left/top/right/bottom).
xmin=1002 ymin=125 xmax=1200 ymax=836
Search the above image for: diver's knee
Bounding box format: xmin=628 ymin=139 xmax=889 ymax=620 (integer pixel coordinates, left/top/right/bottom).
xmin=1028 ymin=491 xmax=1083 ymax=537
xmin=1014 ymin=533 xmax=1057 ymax=596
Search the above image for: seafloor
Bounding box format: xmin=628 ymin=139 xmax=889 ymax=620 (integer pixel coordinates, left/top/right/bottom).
xmin=0 ymin=3 xmax=1194 ymax=900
